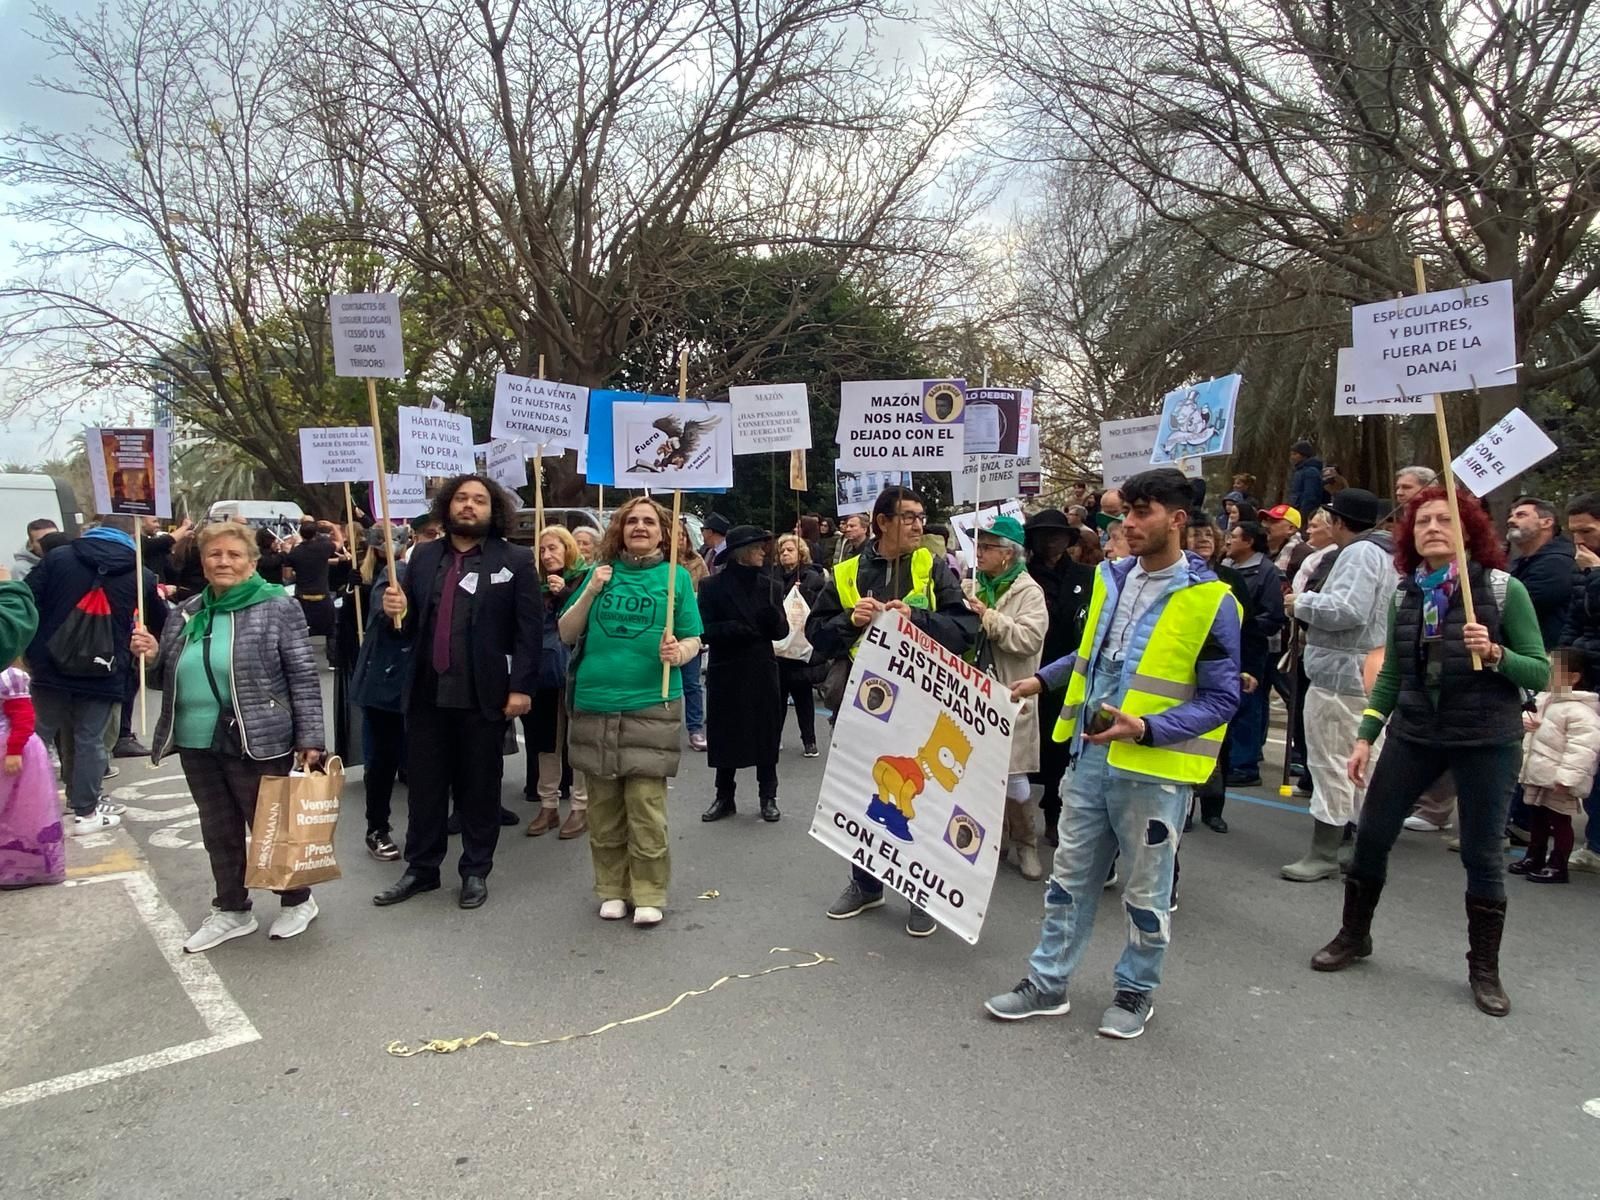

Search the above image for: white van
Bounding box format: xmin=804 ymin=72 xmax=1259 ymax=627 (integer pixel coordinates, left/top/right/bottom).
xmin=0 ymin=473 xmax=80 ymax=567
xmin=206 ymin=500 xmax=306 ymax=533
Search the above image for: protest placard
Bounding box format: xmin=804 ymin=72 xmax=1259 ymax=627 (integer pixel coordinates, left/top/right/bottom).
xmin=950 ymin=443 xmax=1041 ymax=506
xmin=371 ymin=475 xmax=428 ymax=520
xmin=1348 ymin=279 xmax=1516 ymax=401
xmin=809 ymin=610 xmax=1015 ymax=944
xmin=1333 ymin=346 xmax=1436 ymax=416
xmin=1149 ymin=375 xmax=1240 ymax=464
xmin=1450 ymin=408 xmax=1557 ymax=498
xmin=298 ymin=426 xmax=379 ymax=484
xmin=837 ymin=378 xmax=966 ymax=471
xmin=962 ymin=387 xmax=1028 ymax=456
xmin=487 ymin=439 xmax=528 ymax=490
xmin=1098 ymin=417 xmax=1202 ymax=490
xmin=329 ymin=293 xmax=405 ymax=379
xmin=612 ymin=401 xmax=733 ymax=491
xmin=789 ymin=448 xmax=807 ymax=492
xmin=949 ymin=500 xmax=1026 ymax=571
xmin=86 ymin=427 xmax=171 ymax=518
xmin=835 ymin=468 xmax=912 ymax=516
xmin=491 ymin=374 xmax=588 ymax=451
xmin=397 ymin=405 xmax=475 ymax=477
xmin=729 ymin=383 xmax=812 ymax=455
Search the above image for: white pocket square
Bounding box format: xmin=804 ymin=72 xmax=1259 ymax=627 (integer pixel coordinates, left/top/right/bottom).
xmin=490 ymin=567 xmax=514 ymax=584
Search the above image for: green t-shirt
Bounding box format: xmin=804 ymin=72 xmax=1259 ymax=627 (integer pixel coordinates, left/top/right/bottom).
xmin=175 ymin=611 xmax=233 ymax=750
xmin=564 ymin=559 xmax=703 ymax=713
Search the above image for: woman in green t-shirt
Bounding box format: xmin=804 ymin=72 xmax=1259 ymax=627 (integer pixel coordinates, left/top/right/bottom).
xmin=559 ymin=496 xmax=703 ymax=927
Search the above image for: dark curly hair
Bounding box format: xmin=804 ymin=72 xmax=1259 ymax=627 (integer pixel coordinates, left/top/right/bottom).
xmin=1393 ymin=485 xmax=1507 ymax=574
xmin=430 ymin=473 xmax=518 ymax=540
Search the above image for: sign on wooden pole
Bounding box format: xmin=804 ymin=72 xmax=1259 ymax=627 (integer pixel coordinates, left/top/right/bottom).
xmin=662 ymin=350 xmax=688 ymax=698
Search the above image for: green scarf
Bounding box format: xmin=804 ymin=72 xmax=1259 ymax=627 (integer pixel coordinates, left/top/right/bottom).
xmin=183 ymin=573 xmax=288 ymax=643
xmin=976 ymin=559 xmax=1026 ymax=607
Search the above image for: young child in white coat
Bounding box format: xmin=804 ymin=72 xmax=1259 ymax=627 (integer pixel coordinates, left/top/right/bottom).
xmin=1510 ymin=647 xmax=1600 ymax=884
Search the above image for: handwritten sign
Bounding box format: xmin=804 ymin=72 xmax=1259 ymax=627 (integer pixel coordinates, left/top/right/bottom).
xmin=397 ymin=405 xmax=475 ymax=477
xmin=491 ymin=374 xmax=588 ymax=451
xmin=1451 ymin=408 xmax=1557 ymax=498
xmin=487 ymin=439 xmax=528 ymax=490
xmin=1333 ymin=347 xmax=1436 ymax=416
xmin=729 ymin=383 xmax=812 ymax=455
xmin=1349 ymin=280 xmax=1517 ymax=401
xmin=298 ymin=427 xmax=380 ymax=484
xmin=329 ymin=293 xmax=404 ymax=379
xmin=837 ymin=379 xmax=966 ymax=471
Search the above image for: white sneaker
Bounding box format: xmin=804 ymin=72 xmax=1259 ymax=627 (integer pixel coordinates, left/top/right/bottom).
xmin=71 ymin=810 xmax=122 ymax=836
xmin=96 ymin=797 xmax=126 ymax=816
xmin=1403 ymin=815 xmax=1449 ymax=832
xmin=268 ymin=896 xmax=319 ymax=940
xmin=183 ymin=908 xmax=258 ymax=953
xmin=633 ymin=905 xmax=663 ymax=927
xmin=1569 ymin=846 xmax=1600 ymax=875
xmin=599 ymin=899 xmax=628 ymax=920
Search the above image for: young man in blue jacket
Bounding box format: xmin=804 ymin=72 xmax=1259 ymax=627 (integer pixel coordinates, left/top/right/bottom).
xmin=985 ymin=469 xmax=1241 ymax=1039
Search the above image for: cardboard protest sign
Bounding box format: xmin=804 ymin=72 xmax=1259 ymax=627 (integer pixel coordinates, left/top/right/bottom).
xmin=397 ymin=406 xmax=475 ymax=477
xmin=1333 ymin=346 xmax=1436 ymax=416
xmin=329 ymin=293 xmax=405 ymax=379
xmin=809 ymin=610 xmax=1015 ymax=944
xmin=1349 ymin=279 xmax=1516 ymax=401
xmin=86 ymin=427 xmax=171 ymax=518
xmin=487 ymin=439 xmax=528 ymax=490
xmin=1098 ymin=417 xmax=1202 ymax=491
xmin=1450 ymin=408 xmax=1557 ymax=498
xmin=949 ymin=500 xmax=1026 ymax=571
xmin=585 ymin=390 xmax=719 ymax=490
xmin=835 ymin=468 xmax=912 ymax=516
xmin=729 ymin=383 xmax=812 ymax=455
xmin=837 ymin=378 xmax=966 ymax=471
xmin=950 ymin=442 xmax=1042 ymax=506
xmin=491 ymin=374 xmax=588 ymax=451
xmin=299 ymin=426 xmax=380 ymax=485
xmin=962 ymin=387 xmax=1028 ymax=456
xmin=611 ymin=401 xmax=733 ymax=491
xmin=371 ymin=475 xmax=428 ymax=520
xmin=1148 ymin=375 xmax=1240 ymax=464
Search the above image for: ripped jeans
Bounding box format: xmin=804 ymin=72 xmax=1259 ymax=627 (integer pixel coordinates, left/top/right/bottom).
xmin=1028 ymin=744 xmax=1189 ymax=996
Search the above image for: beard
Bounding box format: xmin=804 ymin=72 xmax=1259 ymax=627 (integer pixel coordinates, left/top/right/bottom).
xmin=447 ymin=512 xmax=491 ymax=539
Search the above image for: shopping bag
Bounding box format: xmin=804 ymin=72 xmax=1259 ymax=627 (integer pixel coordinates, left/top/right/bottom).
xmin=245 ymin=757 xmax=343 ymax=890
xmin=772 ymin=585 xmax=814 ymax=662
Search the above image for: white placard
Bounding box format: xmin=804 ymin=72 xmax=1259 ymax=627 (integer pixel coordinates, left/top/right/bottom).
xmin=729 ymin=383 xmax=812 ymax=455
xmin=86 ymin=427 xmax=172 ymax=518
xmin=491 ymin=374 xmax=589 ymax=451
xmin=1149 ymin=375 xmax=1240 ymax=463
xmin=329 ymin=293 xmax=405 ymax=379
xmin=835 ymin=468 xmax=913 ymax=516
xmin=487 ymin=439 xmax=528 ymax=490
xmin=950 ymin=444 xmax=1042 ymax=506
xmin=837 ymin=378 xmax=966 ymax=471
xmin=949 ymin=500 xmax=1026 ymax=571
xmin=372 ymin=475 xmax=428 ymax=521
xmin=298 ymin=426 xmax=379 ymax=484
xmin=1097 ymin=417 xmax=1199 ymax=491
xmin=1450 ymin=408 xmax=1558 ymax=498
xmin=611 ymin=401 xmax=733 ymax=491
xmin=809 ymin=610 xmax=1014 ymax=944
xmin=1349 ymin=279 xmax=1517 ymax=401
xmin=1334 ymin=347 xmax=1436 ymax=416
xmin=397 ymin=405 xmax=475 ymax=477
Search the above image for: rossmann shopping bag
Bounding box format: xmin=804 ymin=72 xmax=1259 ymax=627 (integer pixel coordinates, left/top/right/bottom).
xmin=245 ymin=757 xmax=343 ymax=890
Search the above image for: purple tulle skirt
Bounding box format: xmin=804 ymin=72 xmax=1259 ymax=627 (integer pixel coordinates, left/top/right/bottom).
xmin=0 ymin=736 xmax=65 ymax=888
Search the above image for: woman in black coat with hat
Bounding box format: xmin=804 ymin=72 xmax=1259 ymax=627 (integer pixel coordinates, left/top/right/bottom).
xmin=698 ymin=526 xmax=788 ymax=823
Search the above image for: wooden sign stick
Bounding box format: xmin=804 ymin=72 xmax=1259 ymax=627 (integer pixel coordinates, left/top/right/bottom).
xmin=535 ymin=354 xmax=546 ymax=539
xmin=343 ymin=481 xmax=364 ymax=645
xmin=661 ymin=349 xmax=688 ymax=697
xmin=367 ymin=377 xmax=402 ymax=630
xmin=134 ymin=530 xmax=147 ymax=736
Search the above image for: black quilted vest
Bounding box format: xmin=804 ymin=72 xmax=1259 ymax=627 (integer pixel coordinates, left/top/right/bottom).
xmin=1391 ymin=562 xmax=1522 ymax=746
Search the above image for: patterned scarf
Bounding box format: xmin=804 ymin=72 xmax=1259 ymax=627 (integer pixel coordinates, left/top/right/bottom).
xmin=1414 ymin=561 xmax=1457 ymax=641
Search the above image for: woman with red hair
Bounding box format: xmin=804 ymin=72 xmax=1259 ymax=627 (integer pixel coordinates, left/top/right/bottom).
xmin=1310 ymin=487 xmax=1548 ymax=1017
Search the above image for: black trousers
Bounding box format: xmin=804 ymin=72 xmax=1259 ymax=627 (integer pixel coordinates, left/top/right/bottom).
xmin=779 ymin=663 xmax=817 ymax=745
xmin=179 ymin=749 xmax=306 ymax=911
xmin=362 ymin=707 xmax=406 ymax=835
xmin=403 ymin=704 xmax=507 ymax=882
xmin=715 ymin=763 xmax=778 ymax=801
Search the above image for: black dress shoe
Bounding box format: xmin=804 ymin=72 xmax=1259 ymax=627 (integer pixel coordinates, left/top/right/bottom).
xmin=701 ymin=795 xmax=736 ymax=822
xmin=459 ymin=876 xmax=489 ymax=908
xmin=760 ymin=797 xmax=781 ymax=823
xmin=1204 ymin=816 xmax=1229 ymax=834
xmin=499 ymin=807 xmax=519 ymax=827
xmin=373 ymin=872 xmax=439 ymax=907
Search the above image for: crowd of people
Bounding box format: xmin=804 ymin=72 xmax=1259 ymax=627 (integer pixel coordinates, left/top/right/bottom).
xmin=3 ymin=432 xmax=1596 ymax=1037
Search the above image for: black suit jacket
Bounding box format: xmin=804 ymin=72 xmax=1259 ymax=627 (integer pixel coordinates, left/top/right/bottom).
xmin=395 ymin=536 xmax=541 ymax=721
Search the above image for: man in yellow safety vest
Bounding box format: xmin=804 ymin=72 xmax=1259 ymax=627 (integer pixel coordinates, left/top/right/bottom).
xmin=984 ymin=468 xmax=1242 ymax=1039
xmin=807 ymin=484 xmax=977 ymax=937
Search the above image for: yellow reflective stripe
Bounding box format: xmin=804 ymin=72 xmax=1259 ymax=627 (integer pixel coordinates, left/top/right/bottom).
xmin=837 ymin=549 xmax=933 ymax=658
xmin=1127 ymin=672 xmax=1194 ymax=701
xmin=1362 ymin=708 xmax=1385 ymax=721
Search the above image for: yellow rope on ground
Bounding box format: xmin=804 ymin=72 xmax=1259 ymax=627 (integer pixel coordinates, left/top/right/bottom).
xmin=384 ymin=947 xmax=835 ymax=1058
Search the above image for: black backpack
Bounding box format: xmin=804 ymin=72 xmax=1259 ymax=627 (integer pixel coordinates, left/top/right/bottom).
xmin=45 ymin=557 xmax=123 ymax=679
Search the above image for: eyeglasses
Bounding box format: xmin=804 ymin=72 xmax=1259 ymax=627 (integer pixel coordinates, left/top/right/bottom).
xmin=896 ymin=512 xmax=927 ymax=525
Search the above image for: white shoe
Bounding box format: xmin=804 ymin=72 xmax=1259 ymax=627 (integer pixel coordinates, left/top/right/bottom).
xmin=268 ymin=896 xmax=319 ymax=940
xmin=183 ymin=908 xmax=258 ymax=953
xmin=96 ymin=797 xmax=126 ymax=816
xmin=633 ymin=905 xmax=663 ymax=927
xmin=599 ymin=899 xmax=628 ymax=920
xmin=1403 ymin=815 xmax=1449 ymax=832
xmin=71 ymin=811 xmax=122 ymax=836
xmin=1570 ymin=846 xmax=1600 ymax=874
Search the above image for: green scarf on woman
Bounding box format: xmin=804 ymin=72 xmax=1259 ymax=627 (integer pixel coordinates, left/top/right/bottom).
xmin=976 ymin=559 xmax=1026 ymax=607
xmin=183 ymin=573 xmax=287 ymax=643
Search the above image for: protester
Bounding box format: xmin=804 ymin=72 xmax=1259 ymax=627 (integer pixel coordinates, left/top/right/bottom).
xmin=698 ymin=526 xmax=787 ymax=823
xmin=1104 ymin=517 xmax=1131 ymax=561
xmin=372 ymin=476 xmax=540 ymax=912
xmin=26 ymin=516 xmax=166 ymax=835
xmin=1263 ymin=504 xmax=1311 ymax=580
xmin=796 ymin=514 xmax=823 ymax=565
xmin=1221 ymin=520 xmax=1285 ymax=786
xmin=1507 ymin=497 xmax=1575 ymax=649
xmin=1294 ymin=509 xmax=1337 ymax=592
xmin=675 ymin=519 xmax=710 ymax=752
xmin=1393 ymin=466 xmax=1437 ymax=508
xmin=774 ymin=533 xmax=825 ymax=757
xmin=815 ymin=517 xmax=840 ymax=569
xmin=132 ymin=522 xmax=324 ymax=950
xmin=1066 ymin=505 xmax=1089 ymax=529
xmin=1561 ymin=492 xmax=1600 ymax=873
xmin=989 ymin=468 xmax=1241 ymax=1040
xmin=964 ymin=516 xmax=1048 ymax=878
xmin=809 ymin=485 xmax=977 ymax=936
xmin=166 ymin=530 xmax=208 ymax=601
xmin=140 ymin=515 xmax=187 ymax=583
xmin=255 ymin=526 xmax=287 ymax=585
xmin=284 ymin=520 xmax=341 ymax=645
xmin=1024 ymin=510 xmax=1093 ymax=848
xmin=1321 ymin=464 xmax=1349 ymax=497
xmin=700 ymin=512 xmax=731 ymax=573
xmin=1288 ymin=439 xmax=1327 ymax=515
xmin=572 ymin=524 xmax=599 ymax=565
xmin=1507 ymin=647 xmax=1600 ymax=884
xmin=1311 ymin=487 xmax=1548 ymax=1017
xmin=1229 ymin=473 xmax=1261 ymax=511
xmin=834 ymin=512 xmax=869 ymax=565
xmin=1280 ymin=489 xmax=1394 ymax=881
xmin=1185 ymin=511 xmax=1251 ymax=831
xmin=348 ymin=525 xmax=412 ymax=861
xmin=519 ymin=526 xmax=587 ymax=838
xmin=13 ymin=518 xmax=57 ymax=580
xmin=1099 ymin=489 xmax=1124 ymax=520
xmin=0 ymin=570 xmax=57 ymax=888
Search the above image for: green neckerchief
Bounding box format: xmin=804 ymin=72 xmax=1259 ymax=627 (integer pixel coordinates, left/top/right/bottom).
xmin=183 ymin=573 xmax=287 ymax=643
xmin=976 ymin=558 xmax=1026 ymax=607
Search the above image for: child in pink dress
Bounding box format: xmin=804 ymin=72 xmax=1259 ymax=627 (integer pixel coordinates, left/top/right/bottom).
xmin=0 ymin=664 xmax=65 ymax=888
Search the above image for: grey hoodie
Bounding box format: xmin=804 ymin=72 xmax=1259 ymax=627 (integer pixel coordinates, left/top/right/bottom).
xmin=1295 ymin=535 xmax=1398 ymax=696
xmin=12 ymin=546 xmax=40 ymax=580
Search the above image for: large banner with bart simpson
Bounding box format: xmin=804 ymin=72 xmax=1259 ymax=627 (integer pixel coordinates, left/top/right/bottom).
xmin=809 ymin=610 xmax=1016 ymax=944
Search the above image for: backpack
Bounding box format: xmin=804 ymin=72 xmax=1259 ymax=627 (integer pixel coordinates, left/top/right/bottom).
xmin=45 ymin=574 xmax=121 ymax=679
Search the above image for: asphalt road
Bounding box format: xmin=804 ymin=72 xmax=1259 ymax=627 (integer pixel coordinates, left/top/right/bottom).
xmin=4 ymin=694 xmax=1599 ymax=1199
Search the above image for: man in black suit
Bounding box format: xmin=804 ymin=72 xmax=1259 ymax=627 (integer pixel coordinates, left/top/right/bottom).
xmin=373 ymin=475 xmax=540 ymax=910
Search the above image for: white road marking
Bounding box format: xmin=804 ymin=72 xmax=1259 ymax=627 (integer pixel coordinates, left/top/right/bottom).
xmin=148 ymin=817 xmax=204 ymax=850
xmin=120 ymin=802 xmax=199 ymax=823
xmin=0 ymin=870 xmax=259 ymax=1110
xmin=1584 ymin=1098 xmax=1600 ymax=1119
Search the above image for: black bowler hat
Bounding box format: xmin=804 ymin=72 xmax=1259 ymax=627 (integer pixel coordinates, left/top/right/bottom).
xmin=1023 ymin=508 xmax=1078 ymax=546
xmin=1326 ymin=488 xmax=1385 ymax=528
xmin=723 ymin=524 xmax=771 ymax=552
xmin=704 ymin=512 xmax=731 ymax=535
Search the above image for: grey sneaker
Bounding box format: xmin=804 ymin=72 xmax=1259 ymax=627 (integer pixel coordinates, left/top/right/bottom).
xmin=1097 ymin=989 xmax=1154 ymax=1039
xmin=826 ymin=880 xmax=886 ymax=919
xmin=905 ymin=904 xmax=936 ymax=938
xmin=183 ymin=908 xmax=258 ymax=953
xmin=984 ymin=978 xmax=1071 ymax=1021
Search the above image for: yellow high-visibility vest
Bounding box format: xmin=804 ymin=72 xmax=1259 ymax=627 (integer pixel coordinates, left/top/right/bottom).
xmin=1052 ymin=565 xmax=1241 ymax=785
xmin=833 ymin=548 xmax=935 ymax=658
